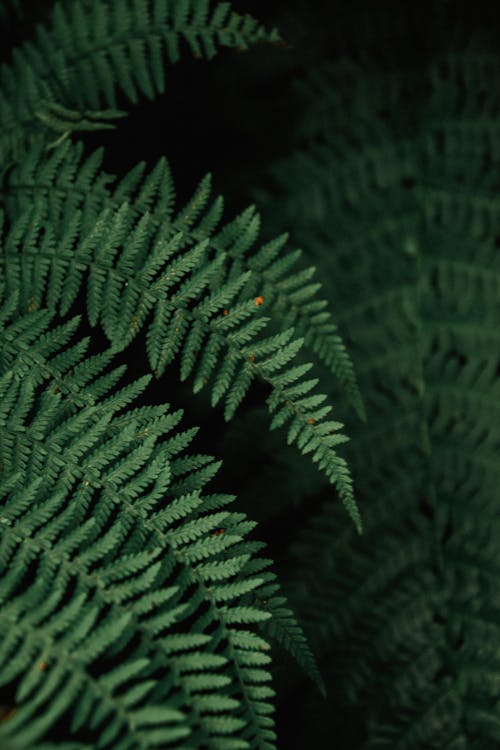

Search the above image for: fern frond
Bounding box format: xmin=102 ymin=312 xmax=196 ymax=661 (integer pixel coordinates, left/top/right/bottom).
xmin=0 ymin=293 xmax=283 ymax=749
xmin=2 ymin=138 xmax=364 ymax=418
xmin=0 ymin=0 xmax=280 ymax=163
xmin=255 ymin=570 xmax=326 ymax=698
xmin=2 ymin=153 xmax=360 ymax=528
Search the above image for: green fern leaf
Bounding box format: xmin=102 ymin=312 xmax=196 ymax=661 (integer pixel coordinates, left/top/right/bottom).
xmin=2 ymin=144 xmax=360 ymax=527
xmin=0 ymin=0 xmax=280 ymax=163
xmin=0 ymin=292 xmax=285 ymax=749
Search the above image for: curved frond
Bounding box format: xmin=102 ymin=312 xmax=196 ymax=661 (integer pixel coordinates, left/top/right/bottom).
xmin=1 ymin=146 xmax=360 ymax=529
xmin=2 ymin=138 xmax=364 ymax=419
xmin=0 ymin=0 xmax=280 ymax=163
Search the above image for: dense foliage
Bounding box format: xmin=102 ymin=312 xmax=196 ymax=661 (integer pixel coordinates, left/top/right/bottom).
xmin=1 ymin=1 xmax=499 ymax=749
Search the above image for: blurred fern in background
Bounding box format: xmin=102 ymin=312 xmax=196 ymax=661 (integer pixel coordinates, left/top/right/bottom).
xmin=255 ymin=2 xmax=500 ymax=748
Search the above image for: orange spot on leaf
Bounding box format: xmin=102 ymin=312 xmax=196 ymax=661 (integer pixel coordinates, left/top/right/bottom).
xmin=0 ymin=706 xmax=16 ymax=722
xmin=255 ymin=296 xmax=264 ymax=306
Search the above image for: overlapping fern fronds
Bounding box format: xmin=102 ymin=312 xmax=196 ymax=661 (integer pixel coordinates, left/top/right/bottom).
xmin=2 ymin=137 xmax=363 ymax=418
xmin=1 ymin=141 xmax=361 ymax=529
xmin=0 ymin=285 xmax=287 ymax=749
xmin=0 ymin=0 xmax=393 ymax=747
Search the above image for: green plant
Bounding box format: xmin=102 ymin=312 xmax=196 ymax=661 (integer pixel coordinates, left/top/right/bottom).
xmin=3 ymin=1 xmax=499 ymax=748
xmin=257 ymin=5 xmax=500 ymax=748
xmin=0 ymin=1 xmax=357 ymax=748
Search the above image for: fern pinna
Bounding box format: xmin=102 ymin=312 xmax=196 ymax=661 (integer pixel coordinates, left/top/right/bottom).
xmin=0 ymin=1 xmax=349 ymax=748
xmin=258 ymin=7 xmax=500 ymax=749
